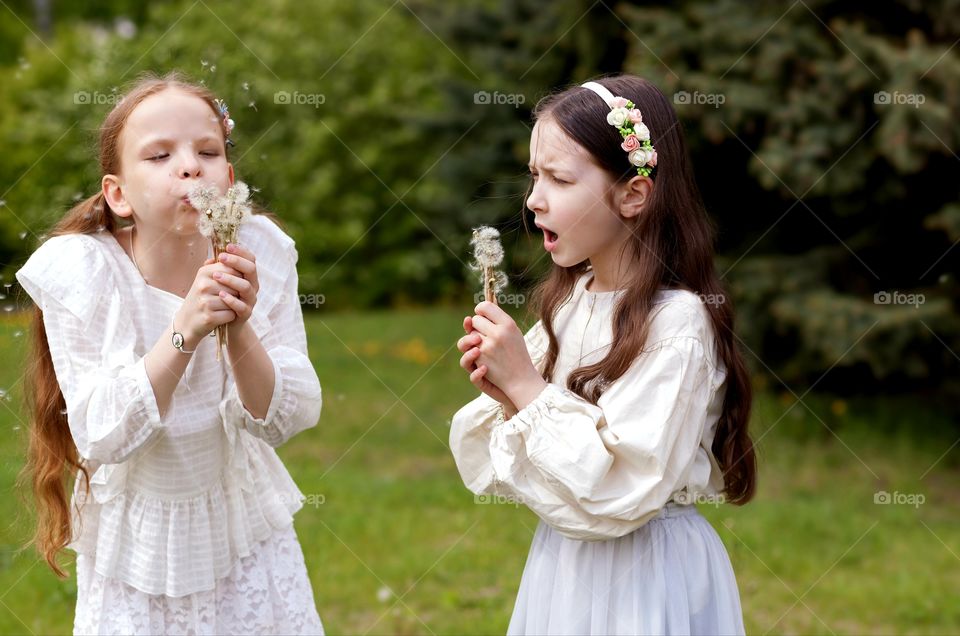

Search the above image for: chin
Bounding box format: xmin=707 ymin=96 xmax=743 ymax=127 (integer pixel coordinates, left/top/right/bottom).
xmin=550 ymin=251 xmax=581 ymax=268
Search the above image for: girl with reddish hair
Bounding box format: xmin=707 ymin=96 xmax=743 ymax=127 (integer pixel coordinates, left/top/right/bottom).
xmin=16 ymin=72 xmax=324 ymax=634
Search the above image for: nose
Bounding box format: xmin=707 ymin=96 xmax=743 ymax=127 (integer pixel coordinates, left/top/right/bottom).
xmin=526 ymin=180 xmax=546 ymax=215
xmin=176 ymin=150 xmax=202 ymax=179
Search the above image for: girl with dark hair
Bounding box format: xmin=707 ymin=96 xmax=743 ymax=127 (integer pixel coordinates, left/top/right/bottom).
xmin=450 ymin=75 xmax=755 ymax=634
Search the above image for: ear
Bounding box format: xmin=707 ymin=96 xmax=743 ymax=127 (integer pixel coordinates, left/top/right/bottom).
xmin=617 ymin=174 xmax=653 ymax=220
xmin=228 ymin=163 xmax=235 ymax=186
xmin=101 ymin=174 xmax=132 ymax=219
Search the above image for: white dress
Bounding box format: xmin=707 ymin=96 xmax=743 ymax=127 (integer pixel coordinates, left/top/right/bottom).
xmin=16 ymin=215 xmax=325 ymax=635
xmin=450 ymin=273 xmax=746 ymax=635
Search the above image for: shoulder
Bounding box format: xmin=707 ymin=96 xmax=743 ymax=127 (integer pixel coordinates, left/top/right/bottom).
xmin=16 ymin=233 xmax=114 ymax=322
xmin=237 ymin=214 xmax=299 ymax=312
xmin=647 ymin=289 xmax=716 ymax=347
xmin=238 ymin=213 xmax=296 ymax=264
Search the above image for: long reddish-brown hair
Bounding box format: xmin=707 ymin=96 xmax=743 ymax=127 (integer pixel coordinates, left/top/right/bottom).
xmin=529 ymin=75 xmax=756 ymax=504
xmin=19 ymin=71 xmax=258 ymax=576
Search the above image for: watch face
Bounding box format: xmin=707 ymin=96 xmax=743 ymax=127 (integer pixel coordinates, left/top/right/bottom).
xmin=172 ymin=332 xmax=184 ymax=349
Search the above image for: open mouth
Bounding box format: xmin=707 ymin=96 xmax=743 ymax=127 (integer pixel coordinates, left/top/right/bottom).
xmin=542 ymin=228 xmax=559 ymax=251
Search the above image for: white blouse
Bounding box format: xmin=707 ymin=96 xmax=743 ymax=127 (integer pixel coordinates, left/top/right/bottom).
xmin=15 ymin=214 xmax=322 ymax=597
xmin=450 ymin=273 xmax=728 ymax=541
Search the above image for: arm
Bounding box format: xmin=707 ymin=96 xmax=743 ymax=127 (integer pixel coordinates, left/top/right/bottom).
xmin=38 ymin=297 xmax=165 ymax=465
xmin=490 ymin=337 xmax=719 ymax=537
xmin=217 ymin=243 xmax=322 ymax=447
xmin=450 ymin=320 xmax=547 ymax=492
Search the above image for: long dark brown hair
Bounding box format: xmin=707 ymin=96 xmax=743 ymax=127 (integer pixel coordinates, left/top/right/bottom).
xmin=18 ymin=71 xmax=273 ymax=576
xmin=529 ymin=75 xmax=756 ymax=505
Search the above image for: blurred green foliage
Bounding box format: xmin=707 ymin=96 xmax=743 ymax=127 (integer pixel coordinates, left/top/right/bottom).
xmin=0 ymin=0 xmax=957 ymax=397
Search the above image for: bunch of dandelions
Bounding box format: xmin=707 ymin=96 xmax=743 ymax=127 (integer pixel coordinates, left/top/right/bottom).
xmin=470 ymin=226 xmax=507 ymax=305
xmin=187 ymin=181 xmax=253 ymax=360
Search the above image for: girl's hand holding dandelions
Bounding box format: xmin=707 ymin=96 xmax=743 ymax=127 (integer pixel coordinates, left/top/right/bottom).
xmin=173 ymin=248 xmax=253 ymax=347
xmin=458 ymin=301 xmax=547 ymax=415
xmin=212 ymin=243 xmax=259 ymax=331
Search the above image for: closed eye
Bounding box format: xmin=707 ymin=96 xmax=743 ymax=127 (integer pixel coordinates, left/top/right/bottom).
xmin=146 ymin=153 xmax=169 ymax=161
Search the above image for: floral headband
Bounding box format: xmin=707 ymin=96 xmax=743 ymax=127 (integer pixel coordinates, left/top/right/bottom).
xmin=214 ymin=98 xmax=236 ymax=147
xmin=581 ymin=81 xmax=657 ymax=177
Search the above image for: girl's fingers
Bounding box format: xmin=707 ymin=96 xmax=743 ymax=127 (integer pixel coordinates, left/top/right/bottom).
xmin=219 ymin=291 xmax=249 ymax=316
xmin=219 ymin=246 xmax=259 ymax=288
xmin=463 ymin=316 xmax=472 ymax=334
xmin=459 ymin=348 xmax=480 ymax=371
xmin=213 ymin=272 xmax=253 ymax=296
xmin=225 ymin=243 xmax=256 ymax=264
xmin=469 ymin=364 xmax=487 ymax=384
xmin=470 ymin=314 xmax=495 ymax=335
xmin=474 ymin=301 xmax=510 ymax=324
xmin=211 ymin=308 xmax=237 ymax=324
xmin=457 ymin=333 xmax=481 ymax=352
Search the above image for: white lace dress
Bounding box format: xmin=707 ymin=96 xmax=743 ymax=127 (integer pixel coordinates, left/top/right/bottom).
xmin=450 ymin=274 xmax=746 ymax=635
xmin=16 ymin=215 xmax=324 ymax=635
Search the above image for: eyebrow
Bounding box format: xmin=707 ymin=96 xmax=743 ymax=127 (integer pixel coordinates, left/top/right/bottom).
xmin=137 ymin=134 xmax=222 ymax=150
xmin=527 ymin=162 xmax=568 ymax=174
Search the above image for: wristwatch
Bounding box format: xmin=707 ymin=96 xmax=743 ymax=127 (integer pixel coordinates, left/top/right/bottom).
xmin=171 ymin=318 xmax=196 ymax=354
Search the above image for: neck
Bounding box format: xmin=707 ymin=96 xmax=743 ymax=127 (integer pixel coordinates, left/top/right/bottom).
xmin=131 ymin=224 xmax=209 ymax=295
xmin=587 ymin=235 xmax=634 ymax=292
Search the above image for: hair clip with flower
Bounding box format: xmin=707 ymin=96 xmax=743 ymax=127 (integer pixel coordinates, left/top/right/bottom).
xmin=581 ymin=81 xmax=657 ymax=177
xmin=213 ymin=98 xmax=236 ymax=147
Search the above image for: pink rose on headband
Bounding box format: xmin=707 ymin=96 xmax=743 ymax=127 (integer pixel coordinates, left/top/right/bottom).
xmin=647 ymin=150 xmax=658 ymax=167
xmin=621 ymin=134 xmax=641 ymax=152
xmin=610 ymin=96 xmax=629 ymax=109
xmin=628 ymin=109 xmax=643 ymax=124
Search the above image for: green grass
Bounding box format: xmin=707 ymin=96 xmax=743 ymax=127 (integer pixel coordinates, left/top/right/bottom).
xmin=0 ymin=308 xmax=958 ymax=634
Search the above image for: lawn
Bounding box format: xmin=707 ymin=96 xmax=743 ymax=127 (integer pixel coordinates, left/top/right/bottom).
xmin=0 ymin=308 xmax=957 ymax=634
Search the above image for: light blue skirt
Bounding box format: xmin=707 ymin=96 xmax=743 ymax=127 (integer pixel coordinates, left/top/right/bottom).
xmin=508 ymin=503 xmax=746 ymax=635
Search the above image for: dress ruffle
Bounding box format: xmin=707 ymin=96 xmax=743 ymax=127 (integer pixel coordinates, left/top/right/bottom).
xmin=18 ymin=216 xmax=319 ymax=599
xmin=71 ymin=424 xmax=305 ymax=597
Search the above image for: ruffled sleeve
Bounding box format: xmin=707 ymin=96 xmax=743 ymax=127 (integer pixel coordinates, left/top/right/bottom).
xmin=219 ymin=216 xmax=322 ymax=447
xmin=15 ymin=234 xmax=164 ymax=465
xmin=449 ymin=320 xmax=548 ymax=494
xmin=450 ymin=300 xmax=725 ymax=541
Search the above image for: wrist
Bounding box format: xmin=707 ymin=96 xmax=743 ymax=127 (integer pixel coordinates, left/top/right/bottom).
xmin=506 ymin=373 xmax=547 ymax=411
xmin=172 ymin=311 xmax=203 ymax=351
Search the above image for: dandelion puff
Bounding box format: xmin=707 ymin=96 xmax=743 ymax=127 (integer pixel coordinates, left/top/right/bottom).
xmin=470 ymin=226 xmax=507 ymax=305
xmin=187 ymin=183 xmax=219 ymax=238
xmin=186 ymin=181 xmax=254 ymax=360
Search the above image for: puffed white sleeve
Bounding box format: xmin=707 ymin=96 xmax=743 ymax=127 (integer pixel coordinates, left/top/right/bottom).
xmin=15 ymin=235 xmax=164 ymax=464
xmin=449 ymin=320 xmax=548 ymax=494
xmin=452 ymin=301 xmax=724 ymax=540
xmin=219 ymin=240 xmax=322 ymax=447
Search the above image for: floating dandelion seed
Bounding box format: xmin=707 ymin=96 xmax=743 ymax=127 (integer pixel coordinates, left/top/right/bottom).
xmin=470 ymin=226 xmax=507 ymax=305
xmin=187 ymin=181 xmax=254 ymax=360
